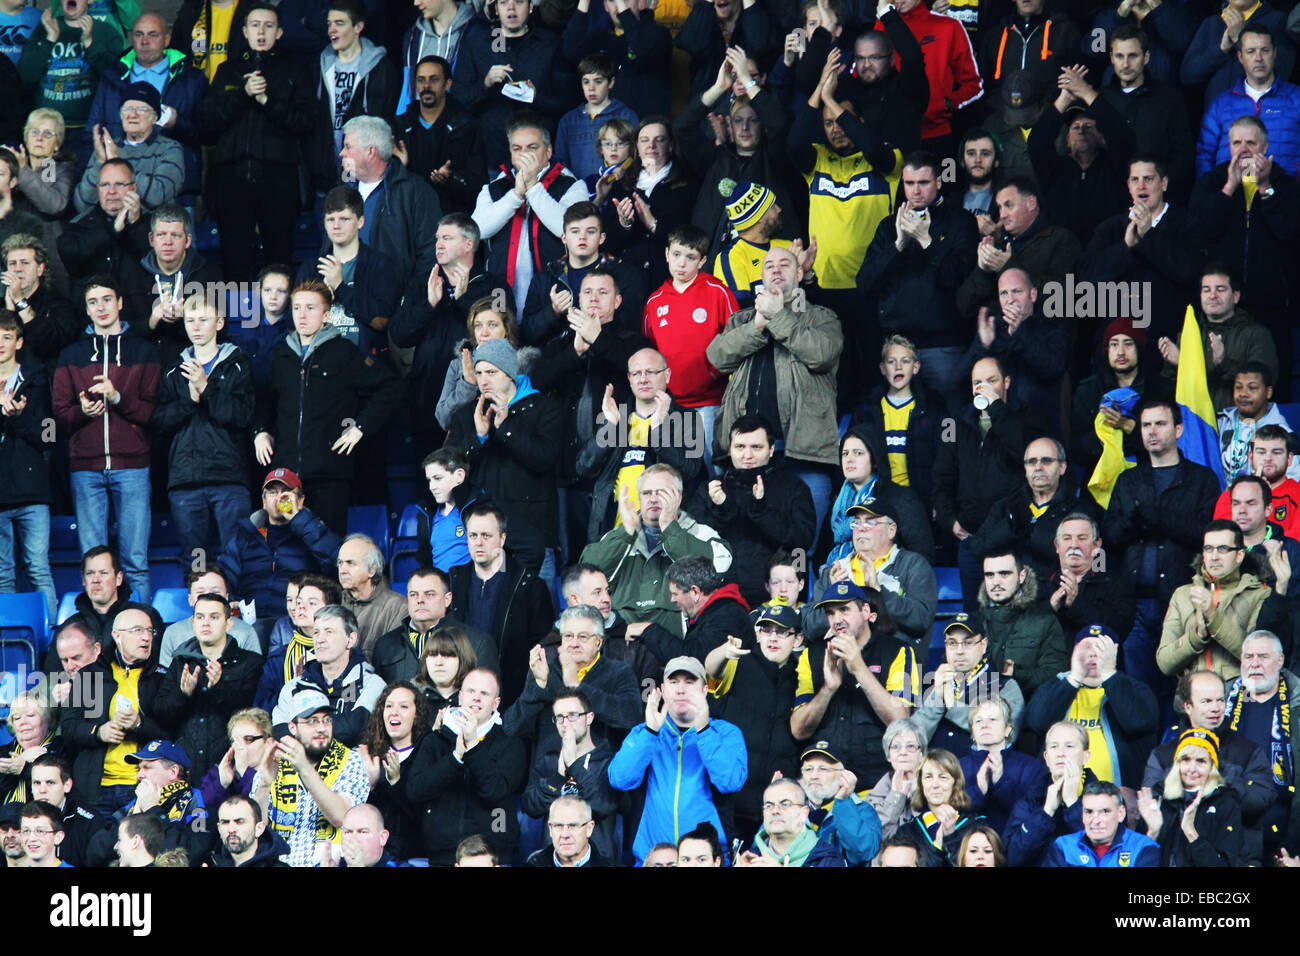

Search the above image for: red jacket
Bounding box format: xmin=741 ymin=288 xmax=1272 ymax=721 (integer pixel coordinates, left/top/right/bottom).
xmin=881 ymin=5 xmax=983 ymax=140
xmin=1214 ymin=478 xmax=1300 ymax=541
xmin=53 ymin=327 xmax=160 ymax=472
xmin=643 ymin=273 xmax=737 ymax=408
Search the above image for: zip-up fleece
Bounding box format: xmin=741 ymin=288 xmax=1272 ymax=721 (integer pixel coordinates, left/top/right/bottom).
xmin=52 ymin=325 xmax=160 ymax=472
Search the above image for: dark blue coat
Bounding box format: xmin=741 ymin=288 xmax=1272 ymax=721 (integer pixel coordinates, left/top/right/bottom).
xmin=216 ymin=507 xmax=342 ymax=621
xmin=961 ymin=746 xmax=1050 ymax=835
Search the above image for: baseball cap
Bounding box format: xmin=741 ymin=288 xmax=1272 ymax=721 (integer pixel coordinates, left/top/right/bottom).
xmin=1074 ymin=622 xmax=1121 ymax=647
xmin=755 ymin=603 xmax=801 ymax=631
xmin=662 ymin=656 xmax=706 ymax=683
xmin=944 ymin=612 xmax=981 ymax=638
xmin=813 ymin=581 xmax=870 ymax=609
xmin=0 ymin=803 xmax=22 ymax=827
xmin=125 ymin=739 xmax=191 ymax=770
xmin=262 ymin=467 xmax=303 ymax=492
xmin=846 ymin=498 xmax=897 ymax=524
xmin=1001 ymin=70 xmax=1044 ymax=126
xmin=800 ymin=740 xmax=841 ymax=764
xmin=290 ymin=688 xmax=332 ymax=721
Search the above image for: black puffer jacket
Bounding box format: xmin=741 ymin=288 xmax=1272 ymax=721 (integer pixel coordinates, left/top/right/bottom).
xmin=1103 ymin=455 xmax=1220 ymax=605
xmin=1150 ymin=785 xmax=1246 ymax=867
xmin=640 ymin=582 xmax=752 ymax=667
xmin=152 ymin=636 xmax=263 ymax=778
xmin=256 ymin=323 xmax=401 ymax=483
xmin=969 ymin=480 xmax=1099 ymax=586
xmin=121 ymin=248 xmax=223 ymax=366
xmin=57 ymin=207 xmax=151 ymax=283
xmin=933 ymin=397 xmax=1042 ymax=539
xmin=16 ymin=286 xmax=80 ymax=369
xmin=203 ymin=47 xmax=317 ymax=174
xmin=154 ymin=343 xmax=255 ymax=490
xmin=1069 ymin=362 xmax=1175 ymax=478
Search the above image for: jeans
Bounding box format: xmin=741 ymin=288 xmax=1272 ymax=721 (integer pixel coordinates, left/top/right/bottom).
xmin=917 ymin=346 xmax=968 ymax=409
xmin=538 ymin=548 xmax=559 ymax=613
xmin=1126 ymin=597 xmax=1175 ymax=720
xmin=0 ymin=504 xmax=56 ymax=620
xmin=71 ymin=468 xmax=152 ymax=603
xmin=694 ymin=404 xmax=720 ymax=475
xmin=957 ymin=537 xmax=983 ymax=616
xmin=169 ymin=484 xmax=251 ymax=568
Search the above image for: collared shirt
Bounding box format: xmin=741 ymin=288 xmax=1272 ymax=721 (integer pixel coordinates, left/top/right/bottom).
xmin=129 ymin=58 xmax=169 ymax=97
xmin=553 ymin=844 xmax=592 ymax=867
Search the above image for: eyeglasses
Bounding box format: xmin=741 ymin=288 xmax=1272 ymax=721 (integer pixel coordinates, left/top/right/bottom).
xmin=553 ymin=711 xmax=591 ymax=725
xmin=114 ymin=626 xmax=156 ymax=637
xmin=888 ymin=742 xmax=921 ymax=753
xmin=561 ymin=633 xmax=599 ymax=643
xmin=298 ymin=715 xmax=333 ymax=727
xmin=120 ymin=105 xmax=155 ymax=115
xmin=19 ymin=828 xmax=54 ymax=837
xmin=850 ymin=517 xmax=888 ymax=529
xmin=629 ymin=368 xmax=667 ymax=379
xmin=1202 ymin=545 xmax=1243 ymax=554
xmin=548 ymin=821 xmax=589 ymax=831
xmin=944 ymin=637 xmax=984 ymax=648
xmin=1023 ymin=457 xmax=1059 ymax=466
xmin=28 ymin=129 xmax=58 ymax=140
xmin=762 ymin=800 xmax=800 ymax=812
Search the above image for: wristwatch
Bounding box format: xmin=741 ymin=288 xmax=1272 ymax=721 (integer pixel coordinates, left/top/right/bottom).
xmin=1261 ymin=187 xmax=1276 ymax=198
xmin=13 ymin=298 xmax=28 ymax=312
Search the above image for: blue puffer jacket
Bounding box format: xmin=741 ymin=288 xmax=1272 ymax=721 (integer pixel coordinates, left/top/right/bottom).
xmin=608 ymin=718 xmax=748 ymax=863
xmin=1043 ymin=822 xmax=1161 ymax=866
xmin=216 ymin=507 xmax=342 ymax=621
xmin=1197 ymin=78 xmax=1300 ymax=179
xmin=1180 ymin=1 xmax=1295 ymax=104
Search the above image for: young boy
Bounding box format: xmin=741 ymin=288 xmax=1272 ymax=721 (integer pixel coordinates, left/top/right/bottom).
xmin=52 ymin=274 xmax=160 ymax=601
xmin=522 ymin=200 xmax=643 ymax=341
xmin=154 ymin=294 xmax=255 ymax=563
xmin=642 ymin=224 xmax=737 ymax=468
xmin=0 ymin=309 xmax=56 ymax=618
xmin=227 ymin=263 xmax=293 ymax=390
xmin=418 ymin=446 xmax=473 ymax=571
xmin=554 ymin=54 xmax=639 ymax=182
xmin=760 ymin=548 xmax=807 ymax=613
xmin=295 ymin=185 xmax=400 ymax=357
xmin=254 ymin=279 xmax=400 ymax=534
xmin=850 ymin=333 xmax=939 ymax=504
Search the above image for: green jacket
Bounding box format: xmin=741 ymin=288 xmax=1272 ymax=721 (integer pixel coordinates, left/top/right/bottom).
xmin=706 ymin=301 xmax=843 ymax=467
xmin=1162 ymin=307 xmax=1278 ymax=412
xmin=978 ymin=573 xmax=1068 ymax=700
xmin=580 ymin=512 xmax=732 ymax=637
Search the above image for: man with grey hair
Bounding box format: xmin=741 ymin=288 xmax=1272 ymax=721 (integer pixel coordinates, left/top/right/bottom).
xmin=338 ymin=114 xmax=442 ymax=294
xmin=472 ymin=111 xmax=587 ymax=318
xmin=525 ymin=794 xmax=607 ymax=867
xmin=1223 ymin=629 xmax=1297 ymax=858
xmin=582 ymin=463 xmax=732 ymax=640
xmin=272 ymin=603 xmax=384 ymax=747
xmin=504 ymin=603 xmax=642 ymax=748
xmin=1 ymin=234 xmax=78 ymax=366
xmin=970 ymin=436 xmax=1098 ymax=588
xmin=1044 ymin=511 xmax=1135 ymax=639
xmin=336 ymin=533 xmax=407 ymax=659
xmin=736 ymin=777 xmax=846 ymax=866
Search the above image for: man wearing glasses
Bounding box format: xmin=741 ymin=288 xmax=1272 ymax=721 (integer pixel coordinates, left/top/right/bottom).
xmin=505 ymin=604 xmax=641 ymax=749
xmin=61 ymin=603 xmax=172 ymax=814
xmin=17 ymin=802 xmax=73 ymax=867
xmin=525 ymin=795 xmax=607 ymax=867
xmin=521 ymin=690 xmax=619 ymax=861
xmin=1158 ymin=519 xmax=1289 ymax=684
xmin=252 ymin=687 xmax=371 ymax=867
xmin=916 ymin=613 xmax=1024 ymax=755
xmin=970 ymin=437 xmax=1096 ymax=587
xmin=735 ymin=777 xmax=845 ymax=866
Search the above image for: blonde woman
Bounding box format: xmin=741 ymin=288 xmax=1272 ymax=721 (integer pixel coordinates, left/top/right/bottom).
xmin=1137 ymin=728 xmax=1245 ymax=867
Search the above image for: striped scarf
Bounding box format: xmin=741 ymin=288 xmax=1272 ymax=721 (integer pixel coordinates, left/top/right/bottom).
xmin=283 ymin=631 xmax=315 ymax=683
xmin=3 ymin=733 xmax=54 ymax=803
xmin=1227 ymin=674 xmax=1292 ymax=788
xmin=268 ymin=739 xmax=351 ymax=855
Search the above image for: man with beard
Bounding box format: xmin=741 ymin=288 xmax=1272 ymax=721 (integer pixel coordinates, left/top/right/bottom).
xmin=394 ymin=55 xmax=486 ymax=216
xmin=1044 ymin=513 xmax=1136 ymax=640
xmin=957 ymin=129 xmax=1001 ymax=223
xmin=1222 ymin=630 xmax=1298 ymax=856
xmin=252 ymin=687 xmax=371 ymax=867
xmin=0 ymin=803 xmax=25 ymax=867
xmin=1159 ymin=520 xmax=1284 ymax=683
xmin=978 ymin=550 xmax=1068 ymax=702
xmin=710 ymin=180 xmax=811 ymax=309
xmin=209 ymin=793 xmax=288 ymax=866
xmin=797 ymin=743 xmax=881 ymax=866
xmin=1069 ymin=318 xmax=1174 ymax=478
xmin=1212 ymin=425 xmax=1300 ymax=538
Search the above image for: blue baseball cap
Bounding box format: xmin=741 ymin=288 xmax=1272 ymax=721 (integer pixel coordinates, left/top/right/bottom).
xmin=1074 ymin=623 xmax=1121 ymax=647
xmin=755 ymin=603 xmax=801 ymax=631
xmin=813 ymin=581 xmax=871 ymax=610
xmin=125 ymin=739 xmax=191 ymax=770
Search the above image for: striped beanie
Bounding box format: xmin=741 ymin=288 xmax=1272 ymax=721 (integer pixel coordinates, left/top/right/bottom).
xmin=718 ymin=177 xmax=775 ymax=232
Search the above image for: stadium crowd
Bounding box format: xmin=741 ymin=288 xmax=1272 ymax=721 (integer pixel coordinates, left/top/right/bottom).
xmin=1 ymin=0 xmax=1300 ymax=868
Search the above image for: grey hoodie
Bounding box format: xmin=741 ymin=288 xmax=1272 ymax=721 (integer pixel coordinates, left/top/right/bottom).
xmin=320 ymin=37 xmax=390 ymax=148
xmin=403 ymin=2 xmax=478 ymax=104
xmin=288 ymin=317 xmax=344 ymax=363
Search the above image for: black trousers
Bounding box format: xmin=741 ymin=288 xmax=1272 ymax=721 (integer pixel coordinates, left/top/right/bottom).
xmin=213 ymin=164 xmax=300 ymax=281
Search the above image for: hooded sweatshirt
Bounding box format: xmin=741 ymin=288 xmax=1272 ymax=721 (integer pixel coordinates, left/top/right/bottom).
xmin=397 ymin=2 xmax=477 ymax=112
xmin=320 ymin=37 xmax=391 ymax=153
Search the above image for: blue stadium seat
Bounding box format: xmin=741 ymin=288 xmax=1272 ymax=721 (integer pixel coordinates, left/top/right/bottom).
xmin=390 ymin=552 xmax=422 ymax=588
xmin=388 ymin=504 xmax=422 ymax=583
xmin=151 ymin=561 xmax=187 ymax=591
xmin=57 ymin=592 xmax=79 ymax=625
xmin=347 ymin=505 xmax=390 ymax=562
xmin=149 ymin=513 xmax=181 ymax=560
xmin=52 ymin=566 xmax=83 ymax=597
xmin=1278 ymin=403 xmax=1300 ymax=435
xmin=387 ymin=479 xmax=420 ymax=528
xmin=49 ymin=515 xmax=81 ymax=564
xmin=0 ymin=670 xmax=19 ymax=746
xmin=0 ymin=592 xmax=50 ymax=662
xmin=152 ymin=588 xmax=192 ymax=625
xmin=396 ymin=504 xmax=421 ymax=540
xmin=935 ymin=567 xmax=963 ymax=607
xmin=392 ymin=580 xmax=407 ymax=595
